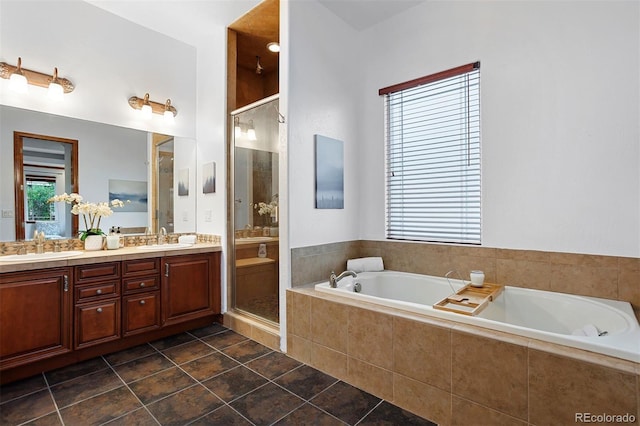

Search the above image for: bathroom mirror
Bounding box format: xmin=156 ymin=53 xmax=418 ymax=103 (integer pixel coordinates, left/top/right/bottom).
xmin=0 ymin=105 xmax=197 ymax=242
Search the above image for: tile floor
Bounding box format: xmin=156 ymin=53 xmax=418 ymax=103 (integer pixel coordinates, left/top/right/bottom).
xmin=0 ymin=323 xmax=436 ymax=426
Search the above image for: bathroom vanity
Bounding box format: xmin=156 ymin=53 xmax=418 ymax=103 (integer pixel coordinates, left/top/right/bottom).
xmin=0 ymin=244 xmax=221 ymax=384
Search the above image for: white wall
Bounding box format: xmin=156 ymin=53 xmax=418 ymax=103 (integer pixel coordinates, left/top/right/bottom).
xmin=287 ymin=0 xmax=362 ymax=249
xmin=348 ymin=1 xmax=638 ymax=258
xmin=0 ymin=1 xmax=197 ymax=138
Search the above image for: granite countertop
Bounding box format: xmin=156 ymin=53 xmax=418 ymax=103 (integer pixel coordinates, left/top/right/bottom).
xmin=0 ymin=243 xmax=222 ymax=273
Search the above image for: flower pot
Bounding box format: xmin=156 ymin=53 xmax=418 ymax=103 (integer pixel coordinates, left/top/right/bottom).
xmin=84 ymin=235 xmax=104 ymax=251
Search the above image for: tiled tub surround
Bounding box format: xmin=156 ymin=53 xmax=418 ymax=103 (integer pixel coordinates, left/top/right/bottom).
xmin=290 ymin=240 xmax=640 ymax=320
xmin=315 ymin=271 xmax=640 ymax=362
xmin=286 ymin=287 xmax=640 ymax=425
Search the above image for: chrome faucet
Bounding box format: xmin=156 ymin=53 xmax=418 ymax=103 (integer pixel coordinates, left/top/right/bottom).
xmin=329 ymin=270 xmax=358 ymax=288
xmin=158 ymin=227 xmax=167 ymax=245
xmin=445 ymin=270 xmax=465 ymax=293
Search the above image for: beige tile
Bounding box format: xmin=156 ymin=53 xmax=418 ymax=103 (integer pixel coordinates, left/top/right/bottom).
xmin=550 ymin=252 xmax=618 ymax=268
xmin=496 ymin=258 xmax=551 ymax=291
xmin=618 ymin=257 xmax=640 ymax=308
xmin=550 ymin=263 xmax=618 ymax=299
xmin=309 ymin=343 xmax=347 ymax=381
xmin=393 ymin=317 xmax=451 ymax=391
xmin=392 ymin=373 xmax=451 ymax=426
xmin=347 ymin=357 xmax=393 ymax=401
xmin=451 ymin=396 xmax=527 ymax=426
xmin=495 ymin=248 xmax=550 ymax=262
xmin=347 ymin=306 xmax=393 ymax=369
xmin=286 ymin=290 xmax=311 ymax=339
xmin=250 ymin=326 xmax=279 ymax=351
xmin=286 ymin=334 xmax=311 ymax=365
xmin=451 ymin=330 xmax=527 ymax=420
xmin=310 ymin=298 xmax=348 ymax=352
xmin=529 ymin=349 xmax=638 ymax=426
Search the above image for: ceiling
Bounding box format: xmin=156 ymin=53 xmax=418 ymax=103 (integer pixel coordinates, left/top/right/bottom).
xmin=318 ymin=0 xmax=424 ymax=31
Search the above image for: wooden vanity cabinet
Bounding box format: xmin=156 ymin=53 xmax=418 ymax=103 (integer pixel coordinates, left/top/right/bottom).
xmin=0 ymin=268 xmax=72 ymax=370
xmin=122 ymin=258 xmax=161 ymax=336
xmin=162 ymin=253 xmax=219 ymax=326
xmin=74 ymin=262 xmax=121 ymax=349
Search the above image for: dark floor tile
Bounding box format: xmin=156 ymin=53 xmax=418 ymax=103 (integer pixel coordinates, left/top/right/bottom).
xmin=59 ymin=386 xmax=140 ymax=426
xmin=0 ymin=389 xmax=56 ymax=425
xmin=202 ymin=366 xmax=268 ymax=402
xmin=113 ymin=353 xmax=175 ymax=383
xmin=162 ymin=340 xmax=214 ymax=365
xmin=231 ymin=382 xmax=304 ymax=426
xmin=311 ymin=381 xmax=381 ymax=425
xmin=180 ymin=351 xmax=240 ymax=381
xmin=274 ymin=403 xmax=345 ymax=425
xmin=150 ymin=332 xmax=195 ymax=350
xmin=188 ymin=322 xmax=227 ymax=338
xmin=358 ymin=401 xmax=436 ymax=425
xmin=190 ymin=405 xmax=252 ymax=425
xmin=45 ymin=357 xmax=108 ymax=385
xmin=221 ymin=339 xmax=272 ymax=363
xmin=129 ymin=367 xmax=196 ymax=404
xmin=0 ymin=373 xmax=46 ymax=403
xmin=103 ymin=408 xmax=159 ymax=425
xmin=275 ymin=365 xmax=338 ymax=400
xmin=104 ymin=343 xmax=157 ymax=366
xmin=50 ymin=368 xmax=122 ymax=408
xmin=246 ymin=351 xmax=302 ymax=380
xmin=202 ymin=330 xmax=248 ymax=349
xmin=23 ymin=411 xmax=63 ymax=426
xmin=146 ymin=384 xmax=223 ymax=426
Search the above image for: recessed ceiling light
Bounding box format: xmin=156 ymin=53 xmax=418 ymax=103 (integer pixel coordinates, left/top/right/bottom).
xmin=267 ymin=42 xmax=280 ymax=53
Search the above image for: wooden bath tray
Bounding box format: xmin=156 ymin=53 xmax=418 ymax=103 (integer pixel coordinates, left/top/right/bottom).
xmin=433 ymin=283 xmax=503 ymax=316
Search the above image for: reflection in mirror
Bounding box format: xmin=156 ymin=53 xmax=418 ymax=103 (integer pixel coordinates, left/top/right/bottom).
xmin=14 ymin=132 xmax=79 ymax=240
xmin=152 ymin=134 xmax=174 ymax=233
xmin=0 ymin=105 xmax=197 ymax=242
xmin=232 ymin=95 xmax=280 ymax=324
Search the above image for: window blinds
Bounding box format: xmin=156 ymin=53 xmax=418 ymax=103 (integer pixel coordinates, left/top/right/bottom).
xmin=381 ymin=62 xmax=481 ymax=244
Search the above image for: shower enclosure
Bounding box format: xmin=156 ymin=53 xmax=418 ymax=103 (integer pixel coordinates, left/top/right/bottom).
xmin=231 ymin=95 xmax=280 ymax=323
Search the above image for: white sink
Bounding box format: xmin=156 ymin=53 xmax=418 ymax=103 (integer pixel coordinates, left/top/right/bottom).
xmin=236 ymin=237 xmax=273 ymax=242
xmin=0 ymin=251 xmax=84 ymax=262
xmin=136 ymin=243 xmax=194 ymax=251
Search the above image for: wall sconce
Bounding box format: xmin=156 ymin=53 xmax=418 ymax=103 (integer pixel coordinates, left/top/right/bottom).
xmin=0 ymin=57 xmax=74 ymax=97
xmin=128 ymin=93 xmax=177 ymax=123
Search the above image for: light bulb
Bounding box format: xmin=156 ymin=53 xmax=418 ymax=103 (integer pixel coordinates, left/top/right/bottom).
xmin=164 ymin=109 xmax=175 ymax=124
xmin=9 ymin=72 xmax=27 ymax=93
xmin=141 ymin=93 xmax=152 ymax=119
xmin=247 ymin=127 xmax=257 ymax=141
xmin=48 ymin=68 xmax=64 ymax=101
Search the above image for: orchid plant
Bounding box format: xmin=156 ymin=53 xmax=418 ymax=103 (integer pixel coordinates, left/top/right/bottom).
xmin=48 ymin=192 xmax=126 ymax=240
xmin=254 ymin=194 xmax=278 ymax=218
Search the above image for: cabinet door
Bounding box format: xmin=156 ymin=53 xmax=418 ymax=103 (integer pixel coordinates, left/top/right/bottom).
xmin=123 ymin=292 xmax=161 ymax=336
xmin=162 ymin=253 xmax=219 ymax=326
xmin=0 ymin=268 xmax=72 ymax=369
xmin=75 ymin=299 xmax=121 ymax=349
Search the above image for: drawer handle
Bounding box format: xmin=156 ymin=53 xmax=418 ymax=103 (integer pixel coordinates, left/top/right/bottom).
xmin=140 ymin=300 xmax=146 ymax=305
xmin=97 ymin=308 xmax=103 ymax=313
xmin=96 ymin=289 xmax=102 ymax=295
xmin=140 ymin=282 xmax=145 ymax=287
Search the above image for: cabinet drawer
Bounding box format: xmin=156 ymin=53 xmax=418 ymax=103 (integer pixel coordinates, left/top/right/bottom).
xmin=123 ymin=275 xmax=159 ymax=294
xmin=75 ymin=262 xmax=120 ymax=284
xmin=75 ymin=281 xmax=120 ymax=303
xmin=75 ymin=299 xmax=121 ymax=349
xmin=122 ymin=258 xmax=160 ymax=277
xmin=123 ymin=292 xmax=161 ymax=336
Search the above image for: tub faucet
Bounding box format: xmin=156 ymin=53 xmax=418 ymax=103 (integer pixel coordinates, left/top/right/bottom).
xmin=445 ymin=270 xmax=465 ymax=294
xmin=329 ymin=270 xmax=358 ymax=288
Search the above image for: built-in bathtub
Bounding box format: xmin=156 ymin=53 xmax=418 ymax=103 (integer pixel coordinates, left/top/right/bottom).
xmin=315 ymin=270 xmax=640 ymax=362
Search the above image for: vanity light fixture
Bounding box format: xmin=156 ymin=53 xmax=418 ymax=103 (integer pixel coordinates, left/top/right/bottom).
xmin=0 ymin=57 xmax=74 ymax=95
xmin=234 ymin=116 xmax=242 ymax=138
xmin=267 ymin=42 xmax=280 ymax=53
xmin=128 ymin=93 xmax=178 ymax=121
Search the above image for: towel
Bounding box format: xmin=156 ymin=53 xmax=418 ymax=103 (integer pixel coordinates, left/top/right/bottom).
xmin=346 ymin=257 xmax=384 ymax=273
xmin=572 ymin=324 xmax=599 ymax=337
xmin=178 ymin=235 xmax=197 ymax=244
